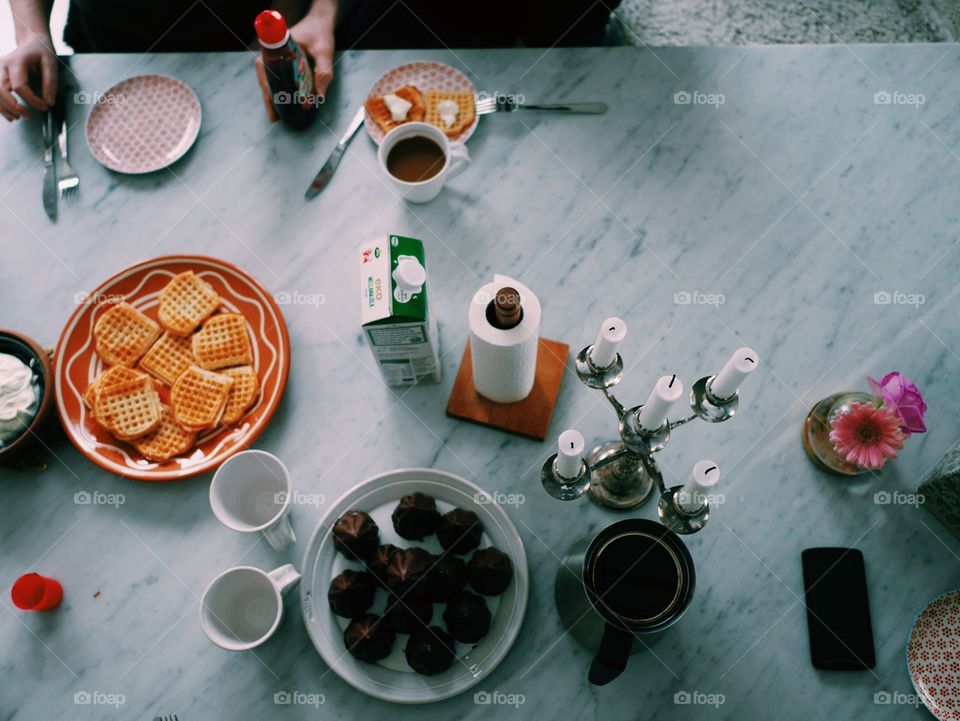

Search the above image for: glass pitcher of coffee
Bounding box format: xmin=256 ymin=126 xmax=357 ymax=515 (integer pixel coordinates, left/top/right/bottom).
xmin=554 ymin=518 xmax=696 ymax=685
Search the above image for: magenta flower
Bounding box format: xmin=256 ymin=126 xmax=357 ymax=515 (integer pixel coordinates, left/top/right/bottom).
xmin=867 ymin=371 xmax=927 ymax=433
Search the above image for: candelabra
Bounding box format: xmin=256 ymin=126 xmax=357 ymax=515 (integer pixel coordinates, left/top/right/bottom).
xmin=541 ymin=318 xmax=756 ymax=534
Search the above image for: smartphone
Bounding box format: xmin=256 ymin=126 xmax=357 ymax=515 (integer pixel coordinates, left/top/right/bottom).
xmin=801 ymin=547 xmax=876 ymax=670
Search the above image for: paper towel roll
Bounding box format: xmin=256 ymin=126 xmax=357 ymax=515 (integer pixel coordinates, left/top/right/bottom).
xmin=469 ymin=274 xmax=541 ymax=403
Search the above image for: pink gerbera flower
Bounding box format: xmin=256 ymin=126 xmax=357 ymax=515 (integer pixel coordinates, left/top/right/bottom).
xmin=829 ymin=402 xmax=905 ymax=470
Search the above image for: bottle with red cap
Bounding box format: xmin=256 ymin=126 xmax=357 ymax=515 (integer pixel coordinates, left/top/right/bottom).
xmin=255 ymin=9 xmax=319 ymax=129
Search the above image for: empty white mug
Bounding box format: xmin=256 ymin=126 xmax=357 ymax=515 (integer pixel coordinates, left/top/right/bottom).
xmin=378 ymin=122 xmax=470 ymax=203
xmin=199 ymin=564 xmax=301 ymax=650
xmin=210 ymin=450 xmax=296 ymax=551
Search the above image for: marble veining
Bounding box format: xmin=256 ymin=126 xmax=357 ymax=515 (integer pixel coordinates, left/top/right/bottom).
xmin=2 ymin=45 xmax=960 ymax=720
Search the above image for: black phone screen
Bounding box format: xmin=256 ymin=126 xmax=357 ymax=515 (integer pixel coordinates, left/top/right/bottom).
xmin=801 ymin=547 xmax=876 ymax=670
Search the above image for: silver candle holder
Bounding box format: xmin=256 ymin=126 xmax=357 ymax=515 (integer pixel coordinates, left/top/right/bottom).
xmin=541 ymin=341 xmax=747 ymax=534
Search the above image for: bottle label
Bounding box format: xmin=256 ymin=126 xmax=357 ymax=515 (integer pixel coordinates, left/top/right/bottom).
xmin=289 ymin=38 xmax=317 ymax=109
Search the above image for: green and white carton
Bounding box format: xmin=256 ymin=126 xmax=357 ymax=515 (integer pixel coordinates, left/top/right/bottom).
xmin=360 ymin=234 xmax=441 ymax=386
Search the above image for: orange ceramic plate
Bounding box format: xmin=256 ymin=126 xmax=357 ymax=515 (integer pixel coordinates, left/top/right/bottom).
xmin=55 ymin=255 xmax=290 ymax=481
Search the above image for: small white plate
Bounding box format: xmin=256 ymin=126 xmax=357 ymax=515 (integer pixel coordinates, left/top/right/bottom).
xmin=300 ymin=468 xmax=528 ymax=703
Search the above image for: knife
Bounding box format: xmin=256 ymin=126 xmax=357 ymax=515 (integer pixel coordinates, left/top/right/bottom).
xmin=42 ymin=111 xmax=57 ymax=221
xmin=305 ymin=106 xmax=365 ymax=199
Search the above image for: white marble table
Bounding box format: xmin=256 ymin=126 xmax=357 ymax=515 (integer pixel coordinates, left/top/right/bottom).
xmin=2 ymin=45 xmax=960 ymax=720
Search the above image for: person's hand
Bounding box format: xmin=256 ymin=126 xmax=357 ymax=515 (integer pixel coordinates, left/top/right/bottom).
xmin=0 ymin=31 xmax=58 ymax=121
xmin=289 ymin=6 xmax=335 ymax=101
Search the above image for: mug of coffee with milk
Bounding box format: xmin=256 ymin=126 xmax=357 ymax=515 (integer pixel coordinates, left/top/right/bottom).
xmin=378 ymin=122 xmax=470 ymax=203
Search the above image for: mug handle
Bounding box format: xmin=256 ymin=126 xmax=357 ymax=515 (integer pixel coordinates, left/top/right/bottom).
xmin=446 ymin=143 xmax=471 ymax=180
xmin=588 ymin=622 xmax=634 ymax=686
xmin=268 ymin=564 xmax=301 ymax=596
xmin=263 ymin=514 xmax=296 ymax=551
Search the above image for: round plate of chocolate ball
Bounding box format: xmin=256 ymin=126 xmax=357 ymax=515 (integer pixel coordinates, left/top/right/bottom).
xmin=300 ymin=468 xmax=528 ymax=703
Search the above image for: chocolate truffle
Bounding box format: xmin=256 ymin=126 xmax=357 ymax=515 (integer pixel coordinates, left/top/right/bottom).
xmin=436 ymin=508 xmax=483 ymax=555
xmin=328 ymin=569 xmax=377 ymax=618
xmin=386 ymin=547 xmax=433 ymax=597
xmin=467 ymin=547 xmax=513 ymax=596
xmin=443 ymin=591 xmax=491 ymax=643
xmin=343 ymin=613 xmax=396 ymax=663
xmin=385 ymin=592 xmax=433 ymax=634
xmin=366 ymin=543 xmax=401 ymax=587
xmin=332 ymin=510 xmax=379 ymax=561
xmin=405 ymin=626 xmax=456 ymax=676
xmin=391 ymin=492 xmax=440 ymax=540
xmin=429 ymin=553 xmax=467 ymax=603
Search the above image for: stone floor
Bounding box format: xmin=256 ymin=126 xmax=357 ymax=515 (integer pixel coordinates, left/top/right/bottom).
xmin=610 ymin=0 xmax=957 ymax=45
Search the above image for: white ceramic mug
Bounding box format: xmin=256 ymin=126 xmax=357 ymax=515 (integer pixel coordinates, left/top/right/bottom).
xmin=199 ymin=564 xmax=301 ymax=650
xmin=210 ymin=450 xmax=296 ymax=551
xmin=378 ymin=122 xmax=470 ymax=203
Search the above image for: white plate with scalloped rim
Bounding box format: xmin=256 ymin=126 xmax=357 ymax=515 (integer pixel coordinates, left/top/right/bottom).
xmin=300 ymin=468 xmax=528 ymax=703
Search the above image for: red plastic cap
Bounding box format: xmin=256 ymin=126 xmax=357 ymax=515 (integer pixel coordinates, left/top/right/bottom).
xmin=255 ymin=10 xmax=288 ymax=46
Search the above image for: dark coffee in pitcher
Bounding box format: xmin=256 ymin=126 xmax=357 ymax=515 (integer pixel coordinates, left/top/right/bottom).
xmin=588 ymin=531 xmax=683 ymax=624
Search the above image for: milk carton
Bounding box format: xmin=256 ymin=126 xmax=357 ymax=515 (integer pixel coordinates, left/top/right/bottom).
xmin=360 ymin=234 xmax=441 ymax=386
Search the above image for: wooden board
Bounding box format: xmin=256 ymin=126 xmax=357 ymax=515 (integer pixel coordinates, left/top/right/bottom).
xmin=445 ymin=338 xmax=568 ymax=441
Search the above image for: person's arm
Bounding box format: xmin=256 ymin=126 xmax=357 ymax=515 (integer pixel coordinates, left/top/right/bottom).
xmin=288 ymin=0 xmax=337 ymax=99
xmin=0 ymin=0 xmax=57 ymax=121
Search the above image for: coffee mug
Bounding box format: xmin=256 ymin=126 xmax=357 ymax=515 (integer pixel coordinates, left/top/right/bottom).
xmin=199 ymin=564 xmax=301 ymax=650
xmin=377 ymin=122 xmax=470 ymax=203
xmin=210 ymin=450 xmax=296 ymax=551
xmin=583 ymin=518 xmax=696 ymax=685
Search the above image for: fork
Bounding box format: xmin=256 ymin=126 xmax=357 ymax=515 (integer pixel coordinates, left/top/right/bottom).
xmin=474 ymin=94 xmax=607 ymax=115
xmin=153 ymin=715 xmax=179 ymax=721
xmin=56 ymin=114 xmax=79 ymax=199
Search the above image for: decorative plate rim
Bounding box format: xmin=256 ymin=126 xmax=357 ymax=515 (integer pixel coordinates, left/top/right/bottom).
xmin=906 ymin=588 xmax=960 ymax=721
xmin=53 ymin=254 xmax=290 ymax=481
xmin=84 ymin=73 xmax=202 ymax=175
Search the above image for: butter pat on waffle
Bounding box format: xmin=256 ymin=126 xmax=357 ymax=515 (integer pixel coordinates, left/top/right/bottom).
xmin=93 ymin=375 xmax=162 ymax=440
xmin=93 ymin=302 xmax=161 ymax=367
xmin=365 ymin=85 xmax=425 ymax=134
xmin=158 ymin=271 xmax=222 ymax=336
xmin=133 ymin=404 xmax=198 ymax=461
xmin=139 ymin=331 xmax=196 ymax=385
xmin=219 ymin=365 xmax=259 ymax=425
xmin=171 ymin=365 xmax=234 ymax=431
xmin=192 ymin=313 xmax=253 ymax=370
xmin=425 ymin=90 xmax=475 ymax=138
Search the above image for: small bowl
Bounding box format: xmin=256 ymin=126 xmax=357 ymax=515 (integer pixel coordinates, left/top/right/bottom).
xmin=0 ymin=329 xmax=54 ymax=462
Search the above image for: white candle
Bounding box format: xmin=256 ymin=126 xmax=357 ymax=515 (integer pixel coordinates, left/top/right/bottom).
xmin=710 ymin=347 xmax=759 ymax=400
xmin=677 ymin=460 xmax=720 ymax=513
xmin=589 ymin=317 xmax=627 ymax=368
xmin=637 ymin=374 xmax=684 ymax=431
xmin=556 ymin=429 xmax=585 ymax=478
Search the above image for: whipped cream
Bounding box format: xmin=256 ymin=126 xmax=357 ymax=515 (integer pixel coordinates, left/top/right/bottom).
xmin=0 ymin=353 xmax=39 ymax=446
xmin=438 ymin=99 xmax=459 ymax=128
xmin=383 ymin=93 xmax=412 ymax=122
